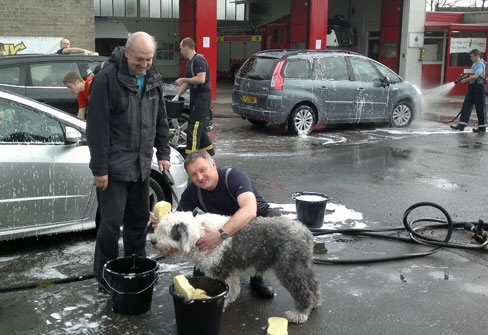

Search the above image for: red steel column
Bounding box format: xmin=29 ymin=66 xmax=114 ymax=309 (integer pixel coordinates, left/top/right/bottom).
xmin=290 ymin=0 xmax=328 ymax=50
xmin=179 ymin=0 xmax=217 ymax=100
xmin=308 ymin=0 xmax=328 ymax=50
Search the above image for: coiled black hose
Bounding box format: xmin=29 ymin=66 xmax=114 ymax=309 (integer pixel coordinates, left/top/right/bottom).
xmin=312 ymin=201 xmax=487 ymax=265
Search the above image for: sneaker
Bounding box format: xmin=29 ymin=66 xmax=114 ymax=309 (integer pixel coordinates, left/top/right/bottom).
xmin=250 ymin=275 xmax=274 ymax=299
xmin=450 ymin=124 xmax=465 ymax=131
xmin=472 ymin=127 xmax=486 ymax=133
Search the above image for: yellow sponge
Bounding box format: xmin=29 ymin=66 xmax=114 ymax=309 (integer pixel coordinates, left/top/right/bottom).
xmin=173 ymin=275 xmax=208 ymax=300
xmin=267 ymin=317 xmax=288 ymax=335
xmin=153 ymin=201 xmax=171 ymax=221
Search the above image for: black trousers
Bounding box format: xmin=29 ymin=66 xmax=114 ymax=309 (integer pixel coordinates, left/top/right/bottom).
xmin=459 ymin=83 xmax=486 ymax=127
xmin=93 ymin=177 xmax=150 ymax=283
xmin=186 ymin=88 xmax=214 ymax=156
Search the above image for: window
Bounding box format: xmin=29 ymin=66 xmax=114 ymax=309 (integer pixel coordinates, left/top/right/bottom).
xmin=0 ymin=66 xmax=22 ymax=85
xmin=314 ymin=56 xmax=349 ymax=81
xmin=0 ymin=100 xmax=64 ymax=143
xmin=283 ymin=59 xmax=309 ymax=79
xmin=31 ymin=62 xmax=79 ymax=87
xmin=449 ymin=31 xmax=487 ymax=67
xmin=95 ymin=0 xmax=182 ymax=19
xmin=238 ymin=57 xmax=278 ymax=80
xmin=349 ymin=57 xmax=381 ymax=83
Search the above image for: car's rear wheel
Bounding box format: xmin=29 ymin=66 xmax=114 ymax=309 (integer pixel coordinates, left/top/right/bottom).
xmin=288 ymin=104 xmax=315 ymax=135
xmin=391 ymin=101 xmax=413 ymax=127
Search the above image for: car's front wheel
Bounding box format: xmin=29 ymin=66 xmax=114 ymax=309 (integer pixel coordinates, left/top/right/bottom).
xmin=391 ymin=101 xmax=413 ymax=127
xmin=168 ymin=113 xmax=189 ymax=149
xmin=288 ymin=104 xmax=316 ymax=135
xmin=149 ymin=177 xmax=165 ymax=211
xmin=95 ymin=176 xmax=167 ymax=229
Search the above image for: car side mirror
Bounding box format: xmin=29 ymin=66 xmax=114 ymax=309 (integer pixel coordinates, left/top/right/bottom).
xmin=65 ymin=126 xmax=82 ymax=144
xmin=381 ymin=76 xmax=391 ymax=87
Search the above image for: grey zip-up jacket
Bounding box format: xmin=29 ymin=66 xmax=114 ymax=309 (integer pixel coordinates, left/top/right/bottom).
xmin=86 ymin=49 xmax=170 ymax=182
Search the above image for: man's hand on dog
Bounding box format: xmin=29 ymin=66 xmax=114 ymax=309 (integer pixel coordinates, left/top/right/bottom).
xmin=196 ymin=224 xmax=221 ymax=254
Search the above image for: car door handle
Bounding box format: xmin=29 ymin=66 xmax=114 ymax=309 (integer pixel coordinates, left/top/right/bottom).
xmin=320 ymin=86 xmax=328 ymax=90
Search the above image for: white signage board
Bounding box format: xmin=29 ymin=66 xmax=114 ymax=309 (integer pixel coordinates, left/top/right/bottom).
xmin=0 ymin=36 xmax=62 ymax=55
xmin=450 ymin=37 xmax=487 ymax=53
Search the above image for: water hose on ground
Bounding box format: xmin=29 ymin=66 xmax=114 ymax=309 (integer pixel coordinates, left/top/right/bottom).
xmin=312 ymin=202 xmax=488 ymax=265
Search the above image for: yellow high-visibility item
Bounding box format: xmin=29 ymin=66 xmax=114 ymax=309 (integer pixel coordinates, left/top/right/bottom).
xmin=153 ymin=201 xmax=171 ymax=221
xmin=173 ymin=275 xmax=208 ymax=300
xmin=173 ymin=275 xmax=195 ymax=300
xmin=194 ymin=288 xmax=209 ymax=299
xmin=267 ymin=317 xmax=288 ymax=335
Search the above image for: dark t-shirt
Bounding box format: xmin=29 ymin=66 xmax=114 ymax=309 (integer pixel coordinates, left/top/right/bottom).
xmin=178 ymin=168 xmax=270 ymax=216
xmin=186 ymin=53 xmax=210 ymax=93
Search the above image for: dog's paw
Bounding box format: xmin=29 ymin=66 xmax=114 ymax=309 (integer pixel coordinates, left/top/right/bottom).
xmin=285 ymin=310 xmax=309 ymax=324
xmin=225 ymin=293 xmax=238 ymax=305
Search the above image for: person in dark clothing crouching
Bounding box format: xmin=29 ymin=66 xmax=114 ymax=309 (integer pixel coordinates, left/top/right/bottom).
xmin=177 ymin=149 xmax=281 ymax=299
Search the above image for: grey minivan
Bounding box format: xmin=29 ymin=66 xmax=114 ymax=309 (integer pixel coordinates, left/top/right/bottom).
xmin=232 ymin=50 xmax=423 ymax=135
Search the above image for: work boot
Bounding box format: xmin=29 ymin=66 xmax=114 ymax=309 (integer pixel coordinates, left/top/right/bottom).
xmin=472 ymin=127 xmax=486 ymax=133
xmin=450 ymin=124 xmax=465 ymax=131
xmin=250 ymin=275 xmax=275 ymax=299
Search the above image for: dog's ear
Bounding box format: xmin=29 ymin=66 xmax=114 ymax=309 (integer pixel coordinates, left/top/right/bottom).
xmin=170 ymin=222 xmax=188 ymax=242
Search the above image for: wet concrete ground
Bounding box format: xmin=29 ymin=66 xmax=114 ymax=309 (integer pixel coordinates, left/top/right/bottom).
xmin=1 ymin=84 xmax=488 ymax=334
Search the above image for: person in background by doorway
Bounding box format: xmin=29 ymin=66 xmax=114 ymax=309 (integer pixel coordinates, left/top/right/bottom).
xmin=172 ymin=37 xmax=215 ymax=156
xmin=56 ymin=38 xmax=98 ymax=55
xmin=450 ymin=49 xmax=487 ymax=133
xmin=63 ymin=71 xmax=93 ymax=120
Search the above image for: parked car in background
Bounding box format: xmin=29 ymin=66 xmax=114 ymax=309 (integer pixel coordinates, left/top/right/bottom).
xmin=0 ymin=54 xmax=105 ymax=115
xmin=0 ymin=89 xmax=187 ymax=241
xmin=232 ymin=50 xmax=423 ymax=135
xmin=0 ymin=54 xmax=190 ymax=116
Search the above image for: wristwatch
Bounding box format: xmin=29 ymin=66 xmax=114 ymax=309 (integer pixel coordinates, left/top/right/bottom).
xmin=218 ymin=228 xmax=229 ymax=240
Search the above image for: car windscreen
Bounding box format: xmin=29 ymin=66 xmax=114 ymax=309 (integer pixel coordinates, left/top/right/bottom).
xmin=238 ymin=57 xmax=279 ymax=80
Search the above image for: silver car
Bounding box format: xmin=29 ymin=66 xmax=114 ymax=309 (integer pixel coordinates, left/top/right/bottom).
xmin=0 ymin=89 xmax=187 ymax=241
xmin=232 ymin=50 xmax=423 ymax=135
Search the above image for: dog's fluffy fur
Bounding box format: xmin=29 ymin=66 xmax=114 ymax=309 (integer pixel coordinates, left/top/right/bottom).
xmin=152 ymin=211 xmax=321 ymax=323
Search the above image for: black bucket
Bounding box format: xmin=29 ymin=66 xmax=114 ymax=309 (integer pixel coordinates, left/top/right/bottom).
xmin=103 ymin=255 xmax=159 ymax=315
xmin=164 ymin=95 xmax=185 ymax=119
xmin=292 ymin=192 xmax=328 ymax=229
xmin=169 ymin=276 xmax=228 ymax=335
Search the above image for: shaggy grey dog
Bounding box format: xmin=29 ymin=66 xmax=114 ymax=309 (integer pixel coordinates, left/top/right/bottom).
xmin=152 ymin=211 xmax=321 ymax=323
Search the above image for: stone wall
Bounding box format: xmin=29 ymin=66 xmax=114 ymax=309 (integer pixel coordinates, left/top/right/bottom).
xmin=0 ymin=0 xmax=95 ymax=50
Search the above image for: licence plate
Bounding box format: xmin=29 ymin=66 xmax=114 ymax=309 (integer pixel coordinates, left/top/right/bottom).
xmin=242 ymin=95 xmax=257 ymax=104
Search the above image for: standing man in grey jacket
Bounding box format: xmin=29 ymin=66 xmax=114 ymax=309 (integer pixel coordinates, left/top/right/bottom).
xmin=86 ymin=31 xmax=172 ymax=293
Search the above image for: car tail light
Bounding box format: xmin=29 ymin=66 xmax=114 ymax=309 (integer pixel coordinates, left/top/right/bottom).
xmin=270 ymin=59 xmax=286 ymax=90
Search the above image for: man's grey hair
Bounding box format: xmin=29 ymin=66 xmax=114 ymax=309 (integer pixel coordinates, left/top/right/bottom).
xmin=184 ymin=150 xmax=214 ymax=170
xmin=125 ymin=32 xmax=157 ymax=52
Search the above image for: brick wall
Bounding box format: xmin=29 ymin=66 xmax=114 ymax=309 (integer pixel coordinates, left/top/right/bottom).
xmin=0 ymin=0 xmax=95 ymax=50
